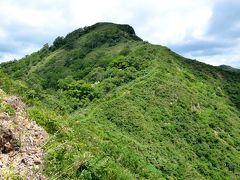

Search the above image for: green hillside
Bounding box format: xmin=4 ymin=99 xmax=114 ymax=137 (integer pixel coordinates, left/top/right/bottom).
xmin=0 ymin=22 xmax=240 ymax=179
xmin=219 ymin=65 xmax=240 ymax=74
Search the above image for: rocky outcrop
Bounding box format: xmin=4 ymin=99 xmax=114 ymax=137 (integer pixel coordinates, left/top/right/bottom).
xmin=0 ymin=95 xmax=48 ymax=179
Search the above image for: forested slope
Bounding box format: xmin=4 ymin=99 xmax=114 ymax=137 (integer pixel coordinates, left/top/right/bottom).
xmin=0 ymin=23 xmax=239 ymax=179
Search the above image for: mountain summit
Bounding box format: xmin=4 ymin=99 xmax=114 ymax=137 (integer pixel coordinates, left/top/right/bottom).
xmin=0 ymin=23 xmax=240 ymax=179
xmin=51 ymin=22 xmax=142 ymax=51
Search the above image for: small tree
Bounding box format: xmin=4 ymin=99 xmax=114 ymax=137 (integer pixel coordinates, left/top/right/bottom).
xmin=65 ymin=80 xmax=96 ymax=101
xmin=58 ymin=78 xmax=97 ymax=102
xmin=52 ymin=36 xmax=65 ymax=50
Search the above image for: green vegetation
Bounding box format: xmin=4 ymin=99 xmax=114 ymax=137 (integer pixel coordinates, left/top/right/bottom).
xmin=0 ymin=96 xmax=15 ymax=116
xmin=0 ymin=22 xmax=239 ymax=179
xmin=219 ymin=65 xmax=240 ymax=74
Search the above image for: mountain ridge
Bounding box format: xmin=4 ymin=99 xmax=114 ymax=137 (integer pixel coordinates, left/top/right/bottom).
xmin=0 ymin=22 xmax=239 ymax=179
xmin=219 ymin=64 xmax=240 ymax=74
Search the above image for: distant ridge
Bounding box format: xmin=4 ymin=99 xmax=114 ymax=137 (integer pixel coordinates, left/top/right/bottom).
xmin=219 ymin=65 xmax=240 ymax=74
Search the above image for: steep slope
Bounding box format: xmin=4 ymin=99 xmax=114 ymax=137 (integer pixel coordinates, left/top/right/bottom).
xmin=0 ymin=23 xmax=240 ymax=179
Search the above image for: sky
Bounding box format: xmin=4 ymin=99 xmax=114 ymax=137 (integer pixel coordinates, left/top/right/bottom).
xmin=0 ymin=0 xmax=240 ymax=68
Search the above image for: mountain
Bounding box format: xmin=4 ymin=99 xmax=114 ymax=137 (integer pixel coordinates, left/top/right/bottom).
xmin=219 ymin=65 xmax=240 ymax=74
xmin=0 ymin=22 xmax=240 ymax=179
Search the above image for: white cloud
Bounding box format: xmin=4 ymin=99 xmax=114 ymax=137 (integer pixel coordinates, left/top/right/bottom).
xmin=0 ymin=0 xmax=239 ymax=68
xmin=124 ymin=0 xmax=213 ymax=44
xmin=0 ymin=28 xmax=7 ymax=39
xmin=187 ymin=44 xmax=240 ymax=68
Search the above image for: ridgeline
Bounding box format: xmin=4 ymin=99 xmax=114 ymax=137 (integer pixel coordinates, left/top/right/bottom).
xmin=0 ymin=22 xmax=239 ymax=179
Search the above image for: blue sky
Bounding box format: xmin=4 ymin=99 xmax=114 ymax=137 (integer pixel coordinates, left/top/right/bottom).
xmin=0 ymin=0 xmax=239 ymax=68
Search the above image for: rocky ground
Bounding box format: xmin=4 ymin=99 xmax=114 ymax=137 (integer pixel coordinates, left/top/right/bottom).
xmin=0 ymin=92 xmax=48 ymax=179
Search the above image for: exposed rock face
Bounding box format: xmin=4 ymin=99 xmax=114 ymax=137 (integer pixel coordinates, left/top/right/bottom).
xmin=0 ymin=95 xmax=48 ymax=179
xmin=0 ymin=128 xmax=20 ymax=154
